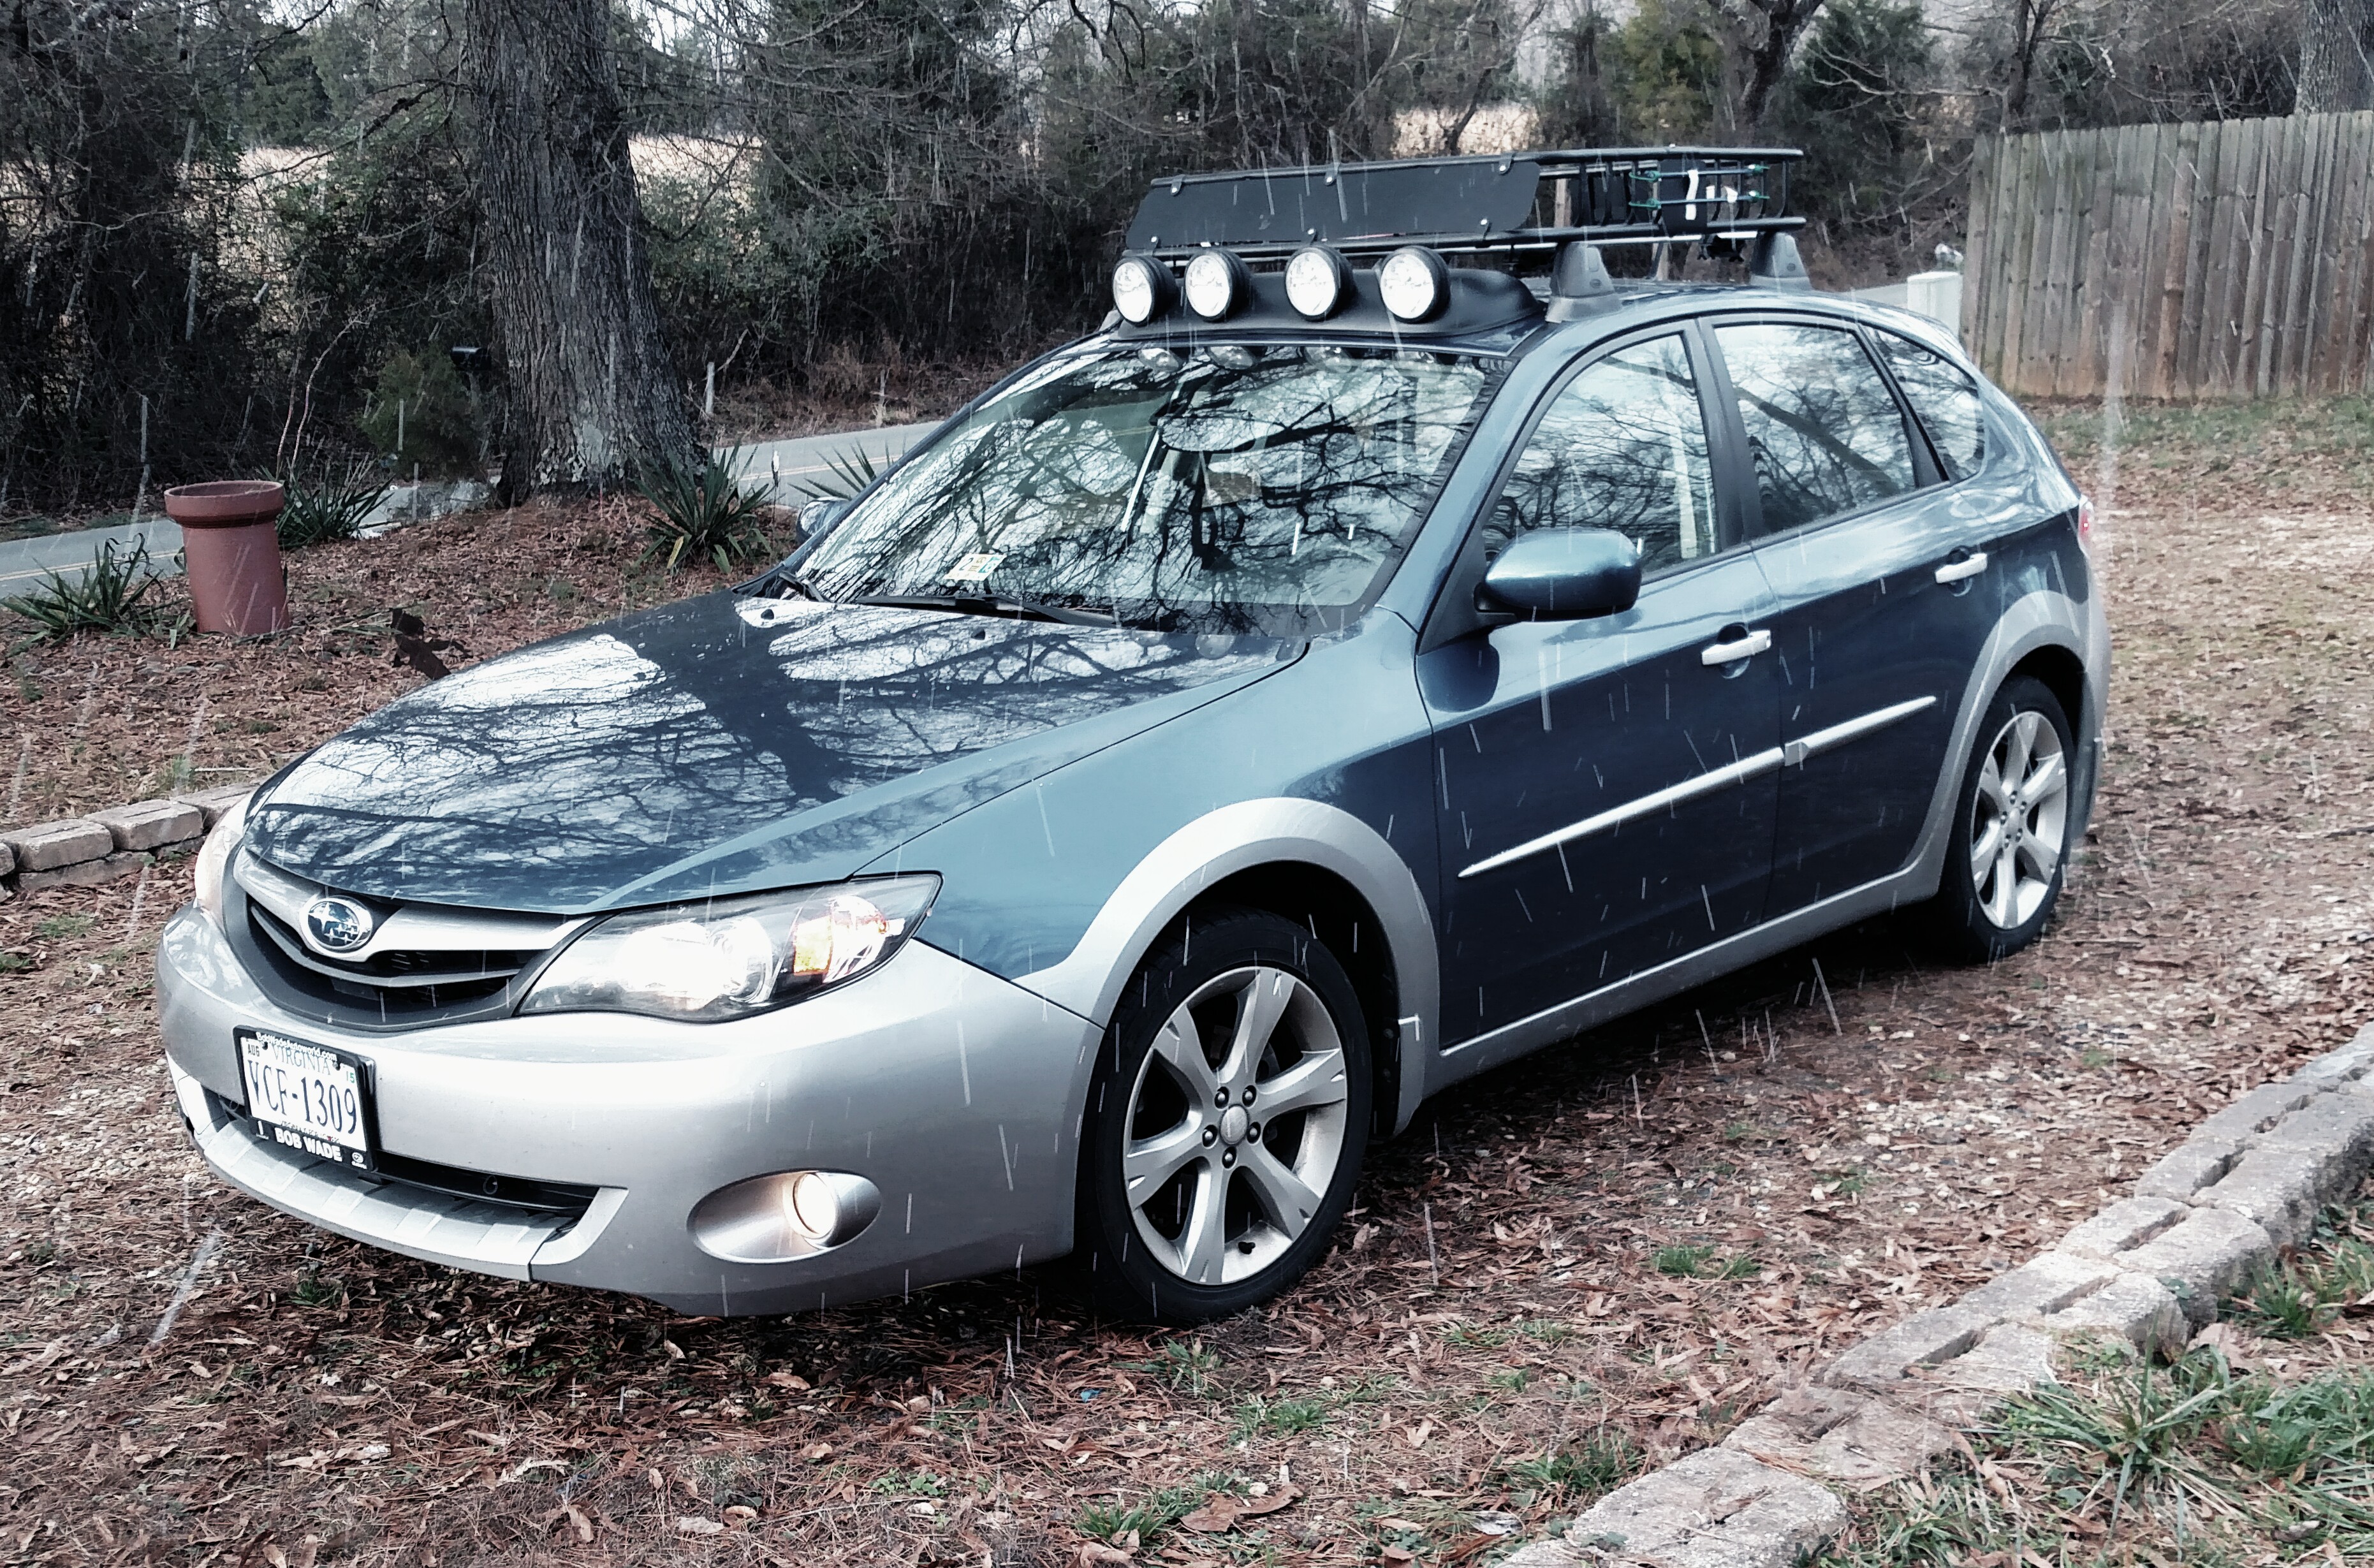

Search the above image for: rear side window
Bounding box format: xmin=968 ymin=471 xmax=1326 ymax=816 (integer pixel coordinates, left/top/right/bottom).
xmin=1716 ymin=322 xmax=1916 ymax=533
xmin=1875 ymin=333 xmax=1988 ymax=480
xmin=1490 ymin=333 xmax=1717 ymax=577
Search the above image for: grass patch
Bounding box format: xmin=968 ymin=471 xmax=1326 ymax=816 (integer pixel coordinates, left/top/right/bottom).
xmin=33 ymin=913 xmax=94 ymax=940
xmin=1653 ymin=1244 xmax=1759 ymax=1280
xmin=1140 ymin=1339 xmax=1219 ymax=1397
xmin=1502 ymin=1429 xmax=1642 ymax=1505
xmin=1231 ymin=1393 xmax=1331 ymax=1437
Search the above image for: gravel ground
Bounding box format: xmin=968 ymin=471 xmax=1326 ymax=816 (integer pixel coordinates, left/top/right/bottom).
xmin=1 ymin=399 xmax=2369 ymax=1567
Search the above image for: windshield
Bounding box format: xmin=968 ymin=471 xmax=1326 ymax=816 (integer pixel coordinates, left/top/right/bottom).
xmin=795 ymin=344 xmax=1496 ymax=634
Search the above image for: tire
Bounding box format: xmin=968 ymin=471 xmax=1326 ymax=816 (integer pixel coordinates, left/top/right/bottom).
xmin=1924 ymin=675 xmax=2077 ymax=963
xmin=1075 ymin=907 xmax=1372 ymax=1324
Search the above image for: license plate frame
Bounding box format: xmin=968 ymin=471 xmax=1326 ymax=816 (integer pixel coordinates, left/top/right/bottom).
xmin=237 ymin=1028 xmax=379 ymax=1173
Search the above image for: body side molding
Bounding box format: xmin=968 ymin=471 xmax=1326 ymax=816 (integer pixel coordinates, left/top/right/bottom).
xmin=1013 ymin=798 xmax=1442 ymax=1135
xmin=1459 ymin=695 xmax=1939 ymax=882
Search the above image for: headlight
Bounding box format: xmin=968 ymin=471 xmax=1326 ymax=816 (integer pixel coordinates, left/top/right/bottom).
xmin=193 ymin=791 xmax=252 ymax=926
xmin=519 ymin=876 xmax=939 ymax=1022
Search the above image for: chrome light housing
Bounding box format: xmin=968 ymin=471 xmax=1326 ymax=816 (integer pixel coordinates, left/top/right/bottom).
xmin=1182 ymin=249 xmax=1250 ymax=320
xmin=691 ymin=1169 xmax=882 ymax=1261
xmin=1378 ymin=245 xmax=1449 ymax=322
xmin=194 ymin=791 xmax=253 ymax=927
xmin=1284 ymin=244 xmax=1352 ymax=319
xmin=520 ymin=875 xmax=939 ymax=1022
xmin=1111 ymin=254 xmax=1173 ymax=325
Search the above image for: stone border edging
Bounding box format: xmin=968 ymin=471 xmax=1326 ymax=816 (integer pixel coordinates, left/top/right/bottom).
xmin=0 ymin=786 xmax=249 ymax=900
xmin=1504 ymin=1020 xmax=2374 ymax=1568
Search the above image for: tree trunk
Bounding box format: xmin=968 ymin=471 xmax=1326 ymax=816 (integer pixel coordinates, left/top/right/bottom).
xmin=464 ymin=0 xmax=695 ymax=499
xmin=1718 ymin=0 xmax=1827 ymax=132
xmin=2300 ymin=0 xmax=2374 ymax=112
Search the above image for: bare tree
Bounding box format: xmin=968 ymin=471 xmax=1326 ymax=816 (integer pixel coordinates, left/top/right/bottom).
xmin=1707 ymin=0 xmax=1827 ymax=129
xmin=2301 ymin=0 xmax=2374 ymax=109
xmin=463 ymin=0 xmax=696 ymax=498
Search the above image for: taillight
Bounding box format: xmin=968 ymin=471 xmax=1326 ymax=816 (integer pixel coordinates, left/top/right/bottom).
xmin=2076 ymin=494 xmax=2093 ymax=552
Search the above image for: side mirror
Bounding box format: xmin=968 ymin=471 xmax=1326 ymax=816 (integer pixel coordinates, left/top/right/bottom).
xmin=1479 ymin=527 xmax=1641 ymax=620
xmin=797 ymin=498 xmax=849 ymax=539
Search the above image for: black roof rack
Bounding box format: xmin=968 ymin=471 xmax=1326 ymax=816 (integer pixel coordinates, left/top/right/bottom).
xmin=1124 ymin=146 xmax=1803 ymax=265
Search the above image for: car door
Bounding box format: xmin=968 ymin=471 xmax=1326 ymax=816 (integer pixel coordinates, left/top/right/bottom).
xmin=1419 ymin=327 xmax=1783 ymax=1044
xmin=1705 ymin=317 xmax=2007 ymax=916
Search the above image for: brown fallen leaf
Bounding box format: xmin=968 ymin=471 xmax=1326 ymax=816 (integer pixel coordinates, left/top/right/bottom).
xmin=1238 ymin=1486 xmax=1300 ymax=1518
xmin=763 ymin=1370 xmax=810 ymax=1390
xmin=1178 ymin=1496 xmax=1240 ymax=1534
xmin=800 ymin=1442 xmax=833 ymax=1462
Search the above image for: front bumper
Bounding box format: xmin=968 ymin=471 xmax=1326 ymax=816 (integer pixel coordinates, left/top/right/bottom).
xmin=156 ymin=907 xmax=1101 ymax=1315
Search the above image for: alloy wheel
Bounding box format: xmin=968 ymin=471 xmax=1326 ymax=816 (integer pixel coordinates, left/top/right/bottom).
xmin=1969 ymin=708 xmax=2069 ymax=930
xmin=1120 ymin=964 xmax=1351 ymax=1287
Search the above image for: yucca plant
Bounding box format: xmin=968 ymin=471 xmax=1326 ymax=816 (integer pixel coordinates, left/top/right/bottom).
xmin=636 ymin=452 xmax=773 ymax=572
xmin=792 ymin=441 xmax=884 ymax=502
xmin=2 ymin=539 xmax=188 ymax=646
xmin=277 ymin=466 xmax=392 ymax=549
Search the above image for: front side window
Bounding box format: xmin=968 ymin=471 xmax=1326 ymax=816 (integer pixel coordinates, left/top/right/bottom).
xmin=1488 ymin=333 xmax=1717 ymax=576
xmin=795 ymin=345 xmax=1493 ymax=634
xmin=1875 ymin=333 xmax=1988 ymax=480
xmin=1717 ymin=322 xmax=1916 ymax=533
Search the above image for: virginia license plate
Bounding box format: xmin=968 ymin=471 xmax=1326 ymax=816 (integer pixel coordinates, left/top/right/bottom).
xmin=237 ymin=1029 xmax=376 ymax=1171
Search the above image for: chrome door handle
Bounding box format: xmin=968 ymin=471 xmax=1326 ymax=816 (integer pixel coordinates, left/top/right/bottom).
xmin=1701 ymin=628 xmax=1772 ymax=666
xmin=1934 ymin=550 xmax=1989 ymax=585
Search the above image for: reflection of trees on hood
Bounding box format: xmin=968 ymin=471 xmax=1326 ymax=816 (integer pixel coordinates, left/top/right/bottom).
xmin=249 ymin=594 xmax=1282 ymax=909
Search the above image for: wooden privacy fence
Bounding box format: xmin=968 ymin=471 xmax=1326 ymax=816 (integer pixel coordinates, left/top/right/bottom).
xmin=1962 ymin=112 xmax=2374 ymax=400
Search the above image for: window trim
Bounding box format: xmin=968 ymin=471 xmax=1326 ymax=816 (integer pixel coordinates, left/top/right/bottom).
xmin=1863 ymin=325 xmax=1995 ymax=490
xmin=1697 ymin=309 xmax=1945 ymax=544
xmin=1417 ymin=321 xmax=1749 ymax=653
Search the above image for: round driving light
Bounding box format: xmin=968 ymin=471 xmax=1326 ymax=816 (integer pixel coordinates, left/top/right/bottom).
xmin=1111 ymin=254 xmax=1171 ymax=325
xmin=1284 ymin=245 xmax=1351 ymax=319
xmin=1378 ymin=245 xmax=1449 ymax=322
xmin=786 ymin=1171 xmax=839 ymax=1242
xmin=689 ymin=1169 xmax=883 ymax=1263
xmin=1183 ymin=249 xmax=1249 ymax=320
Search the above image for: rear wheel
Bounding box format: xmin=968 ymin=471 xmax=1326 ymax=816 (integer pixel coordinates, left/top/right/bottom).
xmin=1925 ymin=675 xmax=2074 ymax=962
xmin=1076 ymin=909 xmax=1371 ymax=1324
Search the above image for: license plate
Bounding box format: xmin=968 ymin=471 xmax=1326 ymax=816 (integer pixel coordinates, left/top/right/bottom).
xmin=238 ymin=1029 xmax=376 ymax=1171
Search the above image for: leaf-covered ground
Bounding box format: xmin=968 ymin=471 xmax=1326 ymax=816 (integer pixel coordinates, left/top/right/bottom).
xmin=1 ymin=398 xmax=2370 ymax=1567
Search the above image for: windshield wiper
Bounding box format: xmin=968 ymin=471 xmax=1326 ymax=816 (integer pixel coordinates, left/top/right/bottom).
xmin=752 ymin=569 xmax=826 ymax=601
xmin=854 ymin=593 xmax=1118 ymax=627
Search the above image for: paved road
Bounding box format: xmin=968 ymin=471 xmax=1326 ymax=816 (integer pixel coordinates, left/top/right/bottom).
xmin=0 ymin=421 xmax=935 ymax=596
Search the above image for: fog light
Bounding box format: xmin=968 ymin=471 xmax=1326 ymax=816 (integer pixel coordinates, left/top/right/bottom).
xmin=689 ymin=1170 xmax=881 ymax=1263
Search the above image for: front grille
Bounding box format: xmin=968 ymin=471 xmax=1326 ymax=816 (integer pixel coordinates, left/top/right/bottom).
xmin=224 ymin=853 xmax=575 ymax=1032
xmin=247 ymin=900 xmax=531 ymax=1014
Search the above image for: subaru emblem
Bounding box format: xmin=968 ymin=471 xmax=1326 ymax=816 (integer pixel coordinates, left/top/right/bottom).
xmin=304 ymin=897 xmax=376 ymax=954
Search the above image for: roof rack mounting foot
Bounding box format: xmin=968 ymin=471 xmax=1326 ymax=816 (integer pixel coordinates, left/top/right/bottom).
xmin=1749 ymin=231 xmax=1812 ymax=292
xmin=1547 ymin=242 xmax=1620 ymax=321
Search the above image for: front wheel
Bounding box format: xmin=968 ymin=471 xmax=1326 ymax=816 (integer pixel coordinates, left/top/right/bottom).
xmin=1924 ymin=675 xmax=2075 ymax=962
xmin=1076 ymin=908 xmax=1372 ymax=1324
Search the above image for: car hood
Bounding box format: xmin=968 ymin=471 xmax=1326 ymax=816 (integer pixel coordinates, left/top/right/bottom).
xmin=246 ymin=592 xmax=1296 ymax=912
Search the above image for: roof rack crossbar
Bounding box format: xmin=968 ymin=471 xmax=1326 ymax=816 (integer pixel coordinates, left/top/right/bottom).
xmin=1124 ymin=146 xmax=1803 ymax=265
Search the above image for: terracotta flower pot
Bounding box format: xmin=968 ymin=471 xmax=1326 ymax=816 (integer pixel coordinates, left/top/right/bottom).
xmin=165 ymin=481 xmax=290 ymax=635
